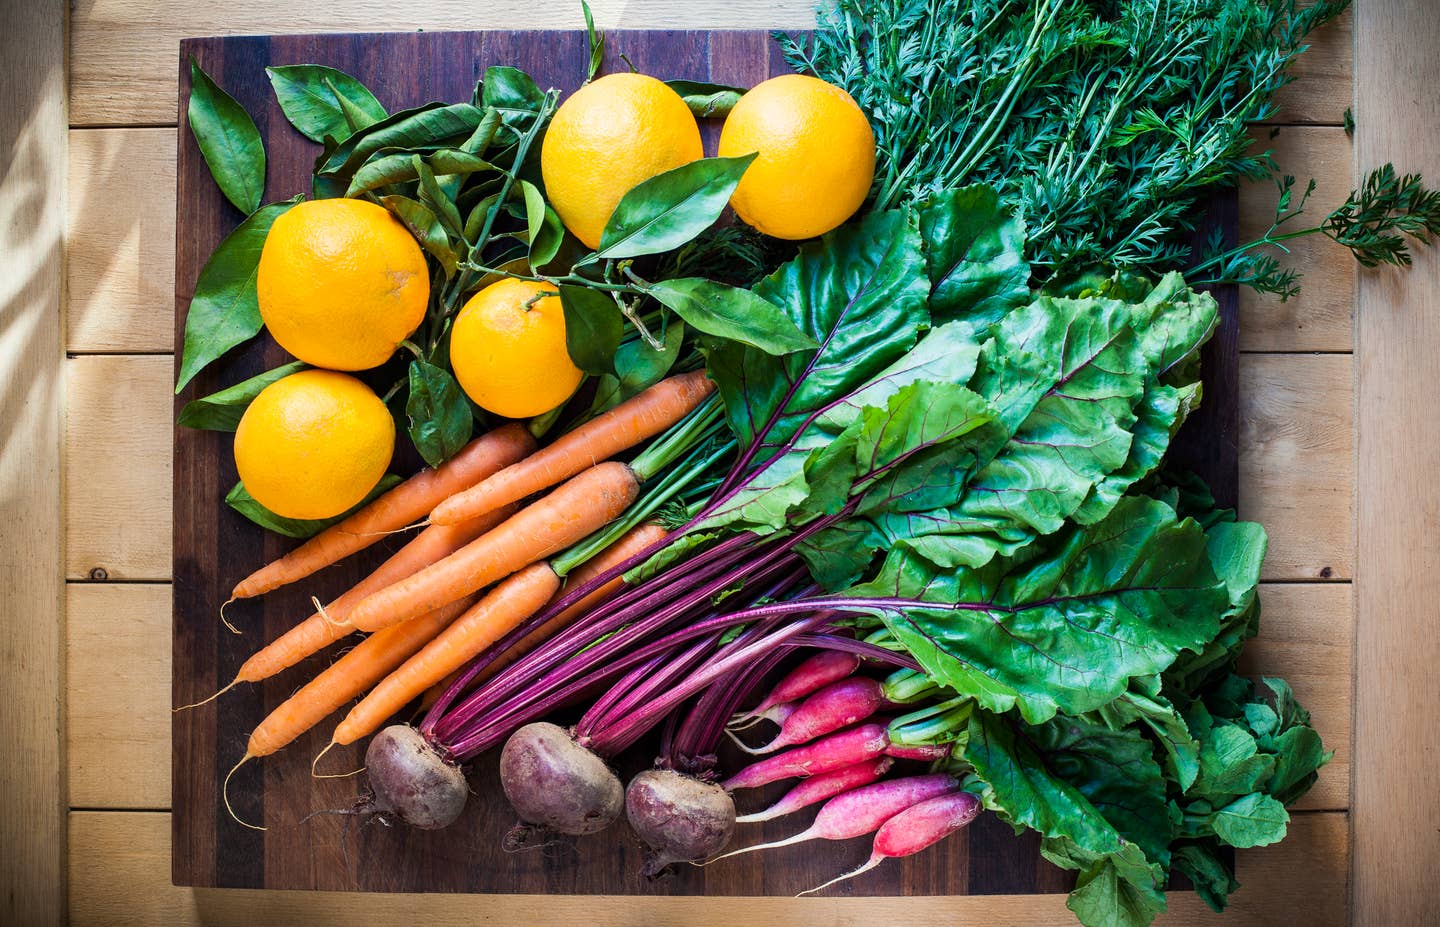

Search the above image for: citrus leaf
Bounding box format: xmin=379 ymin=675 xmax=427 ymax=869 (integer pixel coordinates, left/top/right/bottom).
xmin=597 ymin=154 xmax=756 ymax=259
xmin=405 ymin=360 xmax=473 ymax=467
xmin=380 ymin=194 xmax=457 ymax=278
xmin=582 ymin=0 xmax=605 ymax=82
xmin=177 ymin=361 xmax=307 ymax=431
xmin=481 ymin=66 xmax=546 ymax=133
xmin=530 ymin=203 xmax=566 ymax=271
xmin=187 ymin=57 xmax=266 ymax=214
xmin=647 ymin=277 xmax=816 ymax=354
xmin=346 ymin=149 xmax=496 ymax=197
xmin=414 ymin=155 xmax=465 ymax=240
xmin=589 ymin=321 xmax=685 ymax=414
xmin=664 ymin=79 xmax=745 ymax=118
xmin=318 ymin=102 xmax=487 ymax=178
xmin=439 ymin=109 xmax=502 ymax=200
xmin=266 ymin=64 xmax=387 ymax=144
xmin=226 ymin=474 xmax=402 ymax=539
xmin=175 ymin=199 xmax=300 ymax=393
xmin=558 ymin=285 xmax=622 ymax=375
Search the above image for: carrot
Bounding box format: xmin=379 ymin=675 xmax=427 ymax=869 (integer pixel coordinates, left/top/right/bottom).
xmin=231 ymin=506 xmax=515 ymax=688
xmin=331 ymin=563 xmax=561 ymax=746
xmin=429 ymin=371 xmax=713 ymax=526
xmin=230 ymin=423 xmax=534 ymax=599
xmin=346 ymin=461 xmax=641 ymax=633
xmin=417 ymin=523 xmax=668 ymax=710
xmin=244 ymin=595 xmax=476 ymax=759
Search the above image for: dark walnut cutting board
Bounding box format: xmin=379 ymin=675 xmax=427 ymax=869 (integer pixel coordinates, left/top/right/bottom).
xmin=172 ymin=27 xmax=1238 ymax=894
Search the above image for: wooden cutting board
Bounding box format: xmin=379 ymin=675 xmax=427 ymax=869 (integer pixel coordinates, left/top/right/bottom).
xmin=172 ymin=27 xmax=1238 ymax=894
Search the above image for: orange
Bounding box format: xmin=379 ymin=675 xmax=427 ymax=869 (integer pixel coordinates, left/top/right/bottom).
xmin=257 ymin=198 xmax=429 ymax=370
xmin=718 ymin=74 xmax=875 ymax=240
xmin=234 ymin=370 xmax=395 ymax=520
xmin=541 ymin=72 xmax=703 ymax=249
xmin=449 ymin=278 xmax=584 ymax=419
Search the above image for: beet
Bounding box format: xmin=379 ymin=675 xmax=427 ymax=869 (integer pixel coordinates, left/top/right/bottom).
xmin=365 ymin=725 xmax=469 ymax=829
xmin=625 ymin=768 xmax=736 ymax=876
xmin=499 ymin=721 xmax=623 ymax=835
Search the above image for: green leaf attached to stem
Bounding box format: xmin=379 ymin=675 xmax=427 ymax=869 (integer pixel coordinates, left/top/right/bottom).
xmin=405 ymin=360 xmax=474 ymax=467
xmin=177 ymin=361 xmax=307 ymax=430
xmin=226 ymin=474 xmax=402 ymax=539
xmin=188 ymin=56 xmax=266 ymax=214
xmin=175 ymin=198 xmax=300 ymax=393
xmin=596 ymin=154 xmax=757 ymax=259
xmin=266 ymin=64 xmax=387 ymax=144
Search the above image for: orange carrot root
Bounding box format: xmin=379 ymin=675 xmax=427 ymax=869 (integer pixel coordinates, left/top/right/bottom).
xmin=430 ymin=370 xmax=713 ymax=526
xmin=346 ymin=461 xmax=641 ymax=633
xmin=231 ymin=423 xmax=534 ymax=600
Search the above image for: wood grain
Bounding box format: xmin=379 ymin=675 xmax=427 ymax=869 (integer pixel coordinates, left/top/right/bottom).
xmin=0 ymin=1 xmax=67 ymax=924
xmin=65 ymin=354 xmax=172 ymax=580
xmin=67 ymin=584 xmax=172 ymax=810
xmin=67 ymin=0 xmax=1350 ymax=128
xmin=69 ymin=0 xmax=817 ymax=126
xmin=1238 ymin=126 xmax=1354 ymax=354
xmin=1238 ymin=583 xmax=1352 ymax=811
xmin=1352 ymin=2 xmax=1440 ymax=924
xmin=67 ymin=128 xmax=176 ymax=353
xmin=1239 ymin=354 xmax=1353 ymax=581
xmin=70 ymin=810 xmax=1349 ymax=925
xmin=71 ymin=579 xmax=1351 ymax=812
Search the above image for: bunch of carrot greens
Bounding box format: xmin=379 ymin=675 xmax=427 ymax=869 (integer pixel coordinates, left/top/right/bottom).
xmin=173 ymin=2 xmax=1440 ymax=924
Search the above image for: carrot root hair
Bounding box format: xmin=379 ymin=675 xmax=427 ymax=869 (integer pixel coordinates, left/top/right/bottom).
xmin=313 ymin=596 xmax=346 ymax=629
xmin=219 ymin=597 xmax=241 ymax=635
xmin=311 ymin=740 xmax=365 ymax=780
xmin=222 ymin=753 xmax=267 ymax=831
xmin=173 ymin=678 xmax=238 ymax=712
xmin=340 ymin=519 xmax=430 ymax=539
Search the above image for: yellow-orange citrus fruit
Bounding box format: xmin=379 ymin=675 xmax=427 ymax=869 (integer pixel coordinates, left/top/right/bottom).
xmin=449 ymin=278 xmax=584 ymax=419
xmin=233 ymin=370 xmax=395 ymax=520
xmin=718 ymin=74 xmax=875 ymax=240
xmin=541 ymin=72 xmax=703 ymax=249
xmin=257 ymin=198 xmax=429 ymax=370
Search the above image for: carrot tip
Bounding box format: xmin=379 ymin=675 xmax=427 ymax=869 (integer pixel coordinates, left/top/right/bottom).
xmin=219 ymin=597 xmax=242 ymax=635
xmin=222 ymin=753 xmax=267 ymax=831
xmin=311 ymin=740 xmax=366 ymax=780
xmin=173 ymin=678 xmax=238 ymax=712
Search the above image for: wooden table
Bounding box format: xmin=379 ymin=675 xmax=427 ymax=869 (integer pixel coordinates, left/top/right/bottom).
xmin=2 ymin=1 xmax=1435 ymax=924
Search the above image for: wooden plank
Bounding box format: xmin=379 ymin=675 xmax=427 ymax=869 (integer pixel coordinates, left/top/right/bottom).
xmin=67 ymin=128 xmax=176 ymax=353
xmin=70 ymin=810 xmax=1347 ymax=926
xmin=67 ymin=1 xmax=1350 ymax=128
xmin=1239 ymin=353 xmax=1353 ymax=581
xmin=70 ymin=578 xmax=1349 ymax=812
xmin=1238 ymin=126 xmax=1354 ymax=354
xmin=1352 ymin=2 xmax=1440 ymax=924
xmin=66 ymin=584 xmax=172 ymax=810
xmin=65 ymin=354 xmax=172 ymax=581
xmin=1269 ymin=4 xmax=1352 ymax=127
xmin=68 ymin=0 xmax=818 ymax=126
xmin=0 ymin=1 xmax=68 ymax=924
xmin=1238 ymin=583 xmax=1352 ymax=811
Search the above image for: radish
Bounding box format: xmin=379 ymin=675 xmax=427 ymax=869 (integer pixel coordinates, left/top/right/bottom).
xmin=498 ymin=721 xmax=623 ymax=835
xmin=707 ymin=772 xmax=960 ymax=863
xmin=730 ymin=650 xmax=860 ymax=727
xmin=729 ymin=676 xmax=887 ymax=754
xmin=884 ymin=742 xmax=953 ymax=761
xmin=721 ymin=722 xmax=891 ymax=791
xmin=734 ymin=756 xmax=893 ymax=824
xmin=798 ymin=790 xmax=981 ymax=895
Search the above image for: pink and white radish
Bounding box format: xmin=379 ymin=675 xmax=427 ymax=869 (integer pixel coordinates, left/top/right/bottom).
xmin=707 ymin=772 xmax=961 ymax=863
xmin=883 ymin=742 xmax=953 ymax=761
xmin=798 ymin=789 xmax=981 ymax=895
xmin=729 ymin=650 xmax=860 ymax=729
xmin=734 ymin=756 xmax=893 ymax=824
xmin=721 ymin=722 xmax=891 ymax=791
xmin=728 ymin=676 xmax=887 ymax=754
